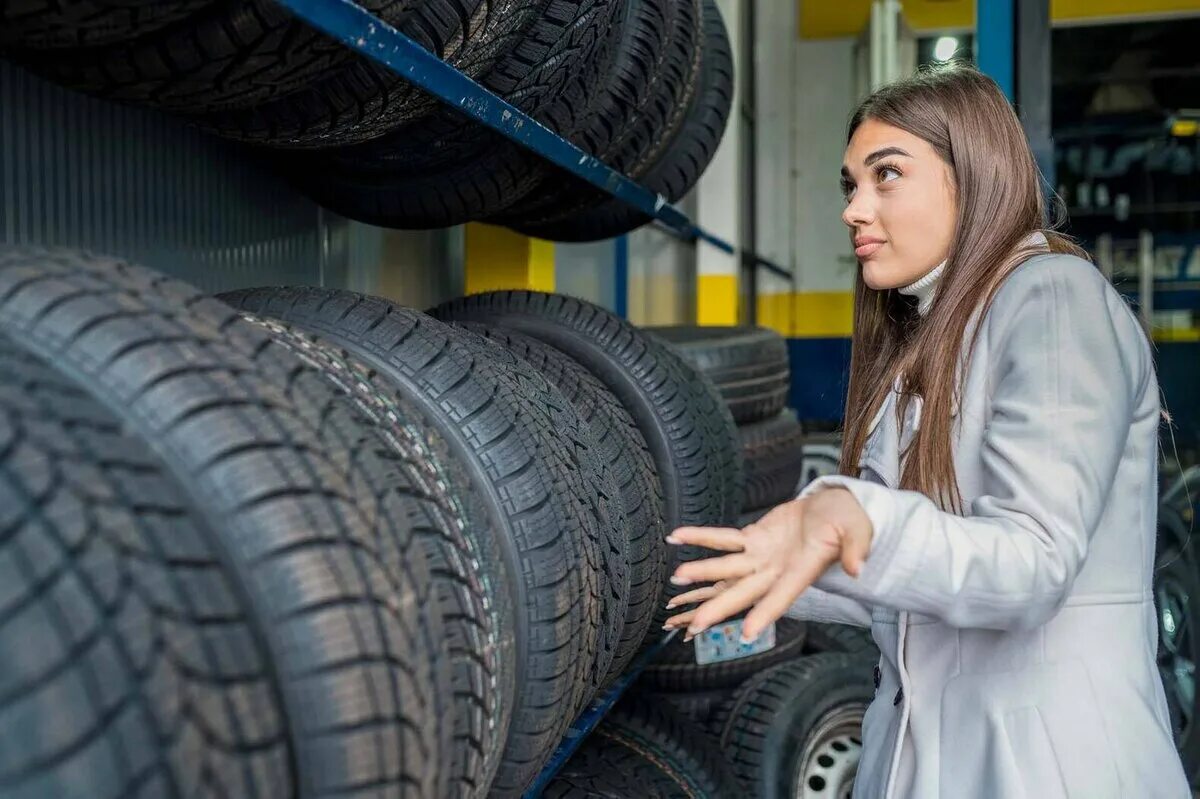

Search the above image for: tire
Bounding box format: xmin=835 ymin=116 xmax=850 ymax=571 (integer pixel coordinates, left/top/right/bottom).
xmin=2 ymin=1 xmax=420 ymax=114
xmin=0 ymin=248 xmax=453 ymax=798
xmin=0 ymin=334 xmax=289 ymax=798
xmin=233 ymin=313 xmax=517 ymax=798
xmin=547 ymin=695 xmax=740 ymax=797
xmin=488 ymin=0 xmax=701 ymax=227
xmin=456 ymin=322 xmax=665 ymax=682
xmin=803 ymin=623 xmax=877 ymax=658
xmin=799 ymin=440 xmax=842 ymax=489
xmin=283 ymin=0 xmax=622 ymax=225
xmin=642 ymin=617 xmax=807 ymax=692
xmin=428 ymin=291 xmax=743 ymax=625
xmin=1155 ymin=538 xmax=1200 ymax=785
xmin=648 ymin=687 xmax=733 ymax=728
xmin=740 ymin=409 xmax=806 ymax=510
xmin=0 ymin=0 xmax=212 ymax=48
xmin=201 ymin=0 xmax=541 ymax=147
xmin=217 ymin=286 xmax=613 ymax=798
xmin=515 ymin=0 xmax=732 ymax=242
xmin=711 ymin=654 xmax=874 ymax=797
xmin=647 ymin=325 xmax=790 ymax=425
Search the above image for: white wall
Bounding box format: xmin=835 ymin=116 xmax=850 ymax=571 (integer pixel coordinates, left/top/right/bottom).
xmin=793 ymin=37 xmax=861 ymax=294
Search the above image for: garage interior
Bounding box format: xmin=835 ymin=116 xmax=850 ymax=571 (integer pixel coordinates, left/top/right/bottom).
xmin=1 ymin=0 xmax=1198 ymax=797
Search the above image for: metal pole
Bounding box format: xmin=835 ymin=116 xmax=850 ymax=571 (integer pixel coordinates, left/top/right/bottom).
xmin=977 ymin=0 xmax=1015 ymax=100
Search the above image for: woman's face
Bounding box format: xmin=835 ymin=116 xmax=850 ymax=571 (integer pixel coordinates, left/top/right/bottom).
xmin=841 ymin=118 xmax=957 ymax=290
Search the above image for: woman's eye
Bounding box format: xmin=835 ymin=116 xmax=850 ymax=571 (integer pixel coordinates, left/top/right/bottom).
xmin=878 ymin=166 xmax=901 ymax=183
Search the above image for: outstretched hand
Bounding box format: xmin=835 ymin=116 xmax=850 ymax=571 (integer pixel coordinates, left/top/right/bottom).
xmin=661 ymin=487 xmax=873 ymax=643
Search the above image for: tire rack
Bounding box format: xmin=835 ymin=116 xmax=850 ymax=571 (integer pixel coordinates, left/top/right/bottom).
xmin=272 ymin=0 xmax=777 ymax=792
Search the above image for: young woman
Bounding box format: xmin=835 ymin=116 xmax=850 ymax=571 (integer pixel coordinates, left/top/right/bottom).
xmin=664 ymin=65 xmax=1189 ymax=797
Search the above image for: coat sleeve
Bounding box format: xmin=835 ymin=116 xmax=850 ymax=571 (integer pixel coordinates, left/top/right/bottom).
xmin=803 ymin=256 xmax=1150 ymax=631
xmin=784 ymin=585 xmax=873 ymax=627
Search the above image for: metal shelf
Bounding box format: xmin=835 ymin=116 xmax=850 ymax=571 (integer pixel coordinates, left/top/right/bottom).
xmin=275 ymin=0 xmax=792 ymax=278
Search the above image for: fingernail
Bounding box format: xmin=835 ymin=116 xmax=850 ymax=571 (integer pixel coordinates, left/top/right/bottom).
xmin=665 ymin=535 xmax=681 ymax=545
xmin=669 ymin=576 xmax=691 ymax=586
xmin=683 ymin=633 xmax=694 ymax=643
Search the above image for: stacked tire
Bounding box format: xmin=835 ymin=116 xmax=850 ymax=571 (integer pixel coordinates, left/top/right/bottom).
xmin=0 ymin=248 xmax=742 ymax=798
xmin=0 ymin=0 xmax=734 ymax=239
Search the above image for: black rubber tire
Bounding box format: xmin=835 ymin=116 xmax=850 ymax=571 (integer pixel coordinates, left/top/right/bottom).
xmin=740 ymin=409 xmax=806 ymax=511
xmin=217 ymin=286 xmax=613 ymax=798
xmin=282 ymin=0 xmax=621 ymax=226
xmin=711 ymin=654 xmax=874 ymax=797
xmin=456 ymin=321 xmax=665 ymax=683
xmin=449 ymin=323 xmax=628 ymax=696
xmin=428 ymin=291 xmax=743 ymax=626
xmin=1155 ymin=537 xmax=1200 ymax=785
xmin=647 ymin=325 xmax=790 ymax=425
xmin=2 ymin=1 xmax=423 ymax=113
xmin=233 ymin=313 xmax=517 ymax=798
xmin=201 ymin=0 xmax=539 ymax=147
xmin=642 ymin=617 xmax=807 ymax=692
xmin=543 ymin=735 xmax=694 ymax=798
xmin=0 ymin=334 xmax=290 ymax=798
xmin=0 ymin=0 xmax=213 ymax=48
xmin=648 ymin=687 xmax=733 ymax=728
xmin=0 ymin=248 xmax=452 ymax=798
xmin=803 ymin=623 xmax=878 ymax=657
xmin=488 ymin=0 xmax=701 ymax=227
xmin=515 ymin=0 xmax=732 ymax=242
xmin=556 ymin=694 xmax=741 ymax=798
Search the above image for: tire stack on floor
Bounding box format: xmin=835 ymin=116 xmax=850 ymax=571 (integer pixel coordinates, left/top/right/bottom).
xmin=0 ymin=0 xmax=733 ymax=239
xmin=0 ymin=249 xmax=742 ymax=798
xmin=636 ymin=323 xmax=881 ymax=798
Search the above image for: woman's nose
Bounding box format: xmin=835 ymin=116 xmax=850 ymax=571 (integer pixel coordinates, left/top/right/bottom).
xmin=842 ymin=193 xmax=874 ymax=228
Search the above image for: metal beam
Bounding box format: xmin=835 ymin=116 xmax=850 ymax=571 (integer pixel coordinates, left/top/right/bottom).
xmin=976 ymin=0 xmax=1015 ymax=99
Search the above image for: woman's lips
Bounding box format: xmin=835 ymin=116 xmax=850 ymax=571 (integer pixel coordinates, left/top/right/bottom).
xmin=855 ymin=241 xmax=884 ymax=258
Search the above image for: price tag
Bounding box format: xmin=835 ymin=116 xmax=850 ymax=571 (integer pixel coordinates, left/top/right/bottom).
xmin=692 ymin=618 xmax=776 ymax=665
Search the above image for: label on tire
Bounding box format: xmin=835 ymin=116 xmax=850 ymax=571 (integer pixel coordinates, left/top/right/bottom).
xmin=693 ymin=619 xmax=776 ymax=665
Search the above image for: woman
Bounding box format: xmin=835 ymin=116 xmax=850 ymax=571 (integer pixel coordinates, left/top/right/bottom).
xmin=664 ymin=65 xmax=1188 ymax=798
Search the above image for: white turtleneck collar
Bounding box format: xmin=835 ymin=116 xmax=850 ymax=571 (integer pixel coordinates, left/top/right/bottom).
xmin=898 ymin=259 xmax=945 ymax=317
xmin=897 ymin=231 xmax=1050 ymax=318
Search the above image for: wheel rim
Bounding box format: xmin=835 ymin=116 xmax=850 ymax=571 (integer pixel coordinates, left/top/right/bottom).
xmin=795 ymin=705 xmax=866 ymax=799
xmin=1157 ymin=558 xmax=1197 ymax=741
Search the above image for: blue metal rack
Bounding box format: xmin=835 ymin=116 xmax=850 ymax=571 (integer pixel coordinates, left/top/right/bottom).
xmin=270 ymin=0 xmax=751 ymax=792
xmin=277 ymin=0 xmax=738 ymax=254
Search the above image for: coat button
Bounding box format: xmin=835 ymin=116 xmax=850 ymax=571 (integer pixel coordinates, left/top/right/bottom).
xmin=873 ymin=665 xmax=881 ymax=689
xmin=893 ymin=687 xmax=903 ymax=706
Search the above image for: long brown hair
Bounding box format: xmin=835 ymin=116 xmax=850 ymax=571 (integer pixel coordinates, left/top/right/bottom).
xmin=840 ymin=64 xmax=1087 ymax=512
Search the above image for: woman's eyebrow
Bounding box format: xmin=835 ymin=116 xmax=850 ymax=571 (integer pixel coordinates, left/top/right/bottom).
xmin=864 ymin=146 xmax=911 ymax=165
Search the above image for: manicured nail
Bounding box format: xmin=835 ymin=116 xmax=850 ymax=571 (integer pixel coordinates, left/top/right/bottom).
xmin=669 ymin=576 xmax=691 ymax=586
xmin=665 ymin=535 xmax=681 ymax=545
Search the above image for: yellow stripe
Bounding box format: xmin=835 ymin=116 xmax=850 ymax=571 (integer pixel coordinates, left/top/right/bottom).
xmin=697 ymin=274 xmax=739 ymax=326
xmin=464 ymin=223 xmax=555 ymax=295
xmin=799 ymin=0 xmax=1199 ymax=38
xmin=758 ymin=291 xmax=855 ymax=338
xmin=1153 ymin=327 xmax=1200 ymax=343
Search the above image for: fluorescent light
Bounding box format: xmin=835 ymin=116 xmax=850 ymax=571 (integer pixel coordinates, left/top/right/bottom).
xmin=934 ymin=36 xmax=959 ymax=62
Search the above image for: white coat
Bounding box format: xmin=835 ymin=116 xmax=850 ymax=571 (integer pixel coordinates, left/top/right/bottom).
xmin=786 ymin=252 xmax=1190 ymax=798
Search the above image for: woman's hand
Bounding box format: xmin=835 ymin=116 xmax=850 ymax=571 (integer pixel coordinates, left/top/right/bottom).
xmin=662 ymin=487 xmax=874 ymax=643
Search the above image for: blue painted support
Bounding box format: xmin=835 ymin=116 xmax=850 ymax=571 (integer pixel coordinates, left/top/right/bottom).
xmin=614 ymin=235 xmax=629 ymax=319
xmin=521 ymin=631 xmax=679 ymax=798
xmin=275 ymin=0 xmax=734 ymax=253
xmin=976 ymin=0 xmax=1015 ymax=100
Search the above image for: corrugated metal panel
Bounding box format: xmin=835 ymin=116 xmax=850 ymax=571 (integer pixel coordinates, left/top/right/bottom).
xmin=0 ymin=60 xmax=341 ymax=293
